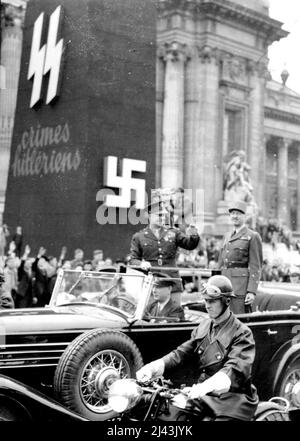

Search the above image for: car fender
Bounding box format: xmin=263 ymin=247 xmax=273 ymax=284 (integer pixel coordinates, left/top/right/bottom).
xmin=272 ymin=343 xmax=300 ymax=392
xmin=0 ymin=374 xmax=87 ymax=421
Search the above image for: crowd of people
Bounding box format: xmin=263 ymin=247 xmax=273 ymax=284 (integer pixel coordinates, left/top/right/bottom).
xmin=0 ymin=222 xmax=121 ymax=309
xmin=255 ymin=216 xmax=300 ymax=251
xmin=1 ymin=215 xmax=300 ymax=310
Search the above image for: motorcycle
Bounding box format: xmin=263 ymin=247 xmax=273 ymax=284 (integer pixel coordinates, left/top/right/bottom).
xmin=107 ymin=377 xmax=293 ymax=422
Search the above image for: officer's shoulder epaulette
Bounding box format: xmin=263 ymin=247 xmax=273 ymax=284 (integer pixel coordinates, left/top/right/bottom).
xmin=133 ymin=227 xmax=147 ymax=237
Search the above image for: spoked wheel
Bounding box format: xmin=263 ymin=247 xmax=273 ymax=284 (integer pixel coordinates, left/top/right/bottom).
xmin=54 ymin=329 xmax=143 ymax=420
xmin=79 ymin=349 xmax=130 ymax=413
xmin=277 ymin=360 xmax=300 ymax=409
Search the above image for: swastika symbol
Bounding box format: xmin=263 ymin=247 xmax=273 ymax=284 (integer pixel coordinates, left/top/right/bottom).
xmin=103 ymin=156 xmax=146 ymax=209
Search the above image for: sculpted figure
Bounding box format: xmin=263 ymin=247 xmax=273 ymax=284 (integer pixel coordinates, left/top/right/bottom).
xmin=223 ymin=150 xmax=253 ymax=204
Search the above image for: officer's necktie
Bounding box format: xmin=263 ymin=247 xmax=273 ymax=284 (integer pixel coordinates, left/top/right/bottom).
xmin=231 ymin=230 xmax=236 ymax=238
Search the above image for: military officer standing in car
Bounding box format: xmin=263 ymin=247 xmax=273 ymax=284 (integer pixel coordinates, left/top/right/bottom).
xmin=129 ymin=199 xmax=200 ymax=304
xmin=218 ymin=200 xmax=263 ymax=314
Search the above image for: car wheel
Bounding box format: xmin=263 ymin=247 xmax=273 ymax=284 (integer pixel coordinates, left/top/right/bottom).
xmin=277 ymin=359 xmax=300 ymax=408
xmin=53 ymin=329 xmax=144 ymax=420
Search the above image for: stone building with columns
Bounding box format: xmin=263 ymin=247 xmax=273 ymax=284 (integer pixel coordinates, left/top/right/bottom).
xmin=156 ymin=0 xmax=300 ymax=235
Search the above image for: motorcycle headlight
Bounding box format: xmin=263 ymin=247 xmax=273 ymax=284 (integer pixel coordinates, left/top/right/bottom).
xmin=108 ymin=379 xmax=143 ymax=413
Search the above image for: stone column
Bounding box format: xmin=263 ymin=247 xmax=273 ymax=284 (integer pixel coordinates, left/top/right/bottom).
xmin=161 ymin=41 xmax=189 ymax=189
xmin=0 ymin=3 xmax=24 ymax=222
xmin=261 ymin=134 xmax=270 ymax=217
xmin=197 ymin=45 xmax=220 ymax=229
xmin=297 ymin=146 xmax=300 ymax=230
xmin=183 ymin=46 xmax=198 ymax=190
xmin=156 ymin=46 xmax=165 ymax=188
xmin=277 ymin=138 xmax=290 ymax=225
xmin=248 ymin=59 xmax=267 ymax=212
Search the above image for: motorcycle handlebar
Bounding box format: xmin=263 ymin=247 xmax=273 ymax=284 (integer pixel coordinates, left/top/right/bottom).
xmin=136 ymin=379 xmax=221 ymax=399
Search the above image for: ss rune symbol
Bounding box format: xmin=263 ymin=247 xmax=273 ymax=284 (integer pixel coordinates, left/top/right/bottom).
xmin=103 ymin=156 xmax=146 ymax=209
xmin=27 ymin=5 xmax=65 ymax=108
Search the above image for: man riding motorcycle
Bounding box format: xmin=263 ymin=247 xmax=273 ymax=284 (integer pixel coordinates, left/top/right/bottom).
xmin=136 ymin=275 xmax=259 ymax=421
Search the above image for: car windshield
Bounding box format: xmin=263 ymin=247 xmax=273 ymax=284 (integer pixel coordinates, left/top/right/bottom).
xmin=50 ymin=269 xmax=148 ymax=317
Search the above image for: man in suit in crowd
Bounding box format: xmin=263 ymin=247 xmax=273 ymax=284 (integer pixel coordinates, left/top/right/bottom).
xmin=217 ymin=200 xmax=263 ymax=314
xmin=145 ymin=273 xmax=185 ymax=322
xmin=129 ymin=199 xmax=200 ymax=305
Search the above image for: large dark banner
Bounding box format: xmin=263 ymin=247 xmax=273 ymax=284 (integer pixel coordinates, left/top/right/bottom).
xmin=4 ymin=0 xmax=156 ymax=260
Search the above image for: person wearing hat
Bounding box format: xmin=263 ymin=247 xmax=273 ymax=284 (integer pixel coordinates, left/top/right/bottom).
xmin=136 ymin=275 xmax=258 ymax=421
xmin=0 ymin=270 xmax=14 ymax=309
xmin=217 ymin=200 xmax=263 ymax=314
xmin=129 ymin=198 xmax=200 ymax=305
xmin=144 ymin=273 xmax=185 ymax=322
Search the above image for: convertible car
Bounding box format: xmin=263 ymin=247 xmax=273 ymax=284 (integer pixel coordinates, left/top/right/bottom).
xmin=0 ymin=268 xmax=300 ymax=421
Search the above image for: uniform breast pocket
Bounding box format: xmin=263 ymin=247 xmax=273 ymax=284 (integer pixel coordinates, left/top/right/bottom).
xmin=163 ymin=240 xmax=176 ymax=256
xmin=233 ymin=241 xmax=248 ymax=258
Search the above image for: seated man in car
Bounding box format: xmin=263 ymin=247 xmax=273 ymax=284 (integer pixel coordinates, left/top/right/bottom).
xmin=144 ymin=273 xmax=185 ymax=322
xmin=137 ymin=275 xmax=258 ymax=421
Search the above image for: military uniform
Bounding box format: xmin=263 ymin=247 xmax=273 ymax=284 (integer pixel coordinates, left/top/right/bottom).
xmin=162 ymin=312 xmax=258 ymax=421
xmin=129 ymin=226 xmax=200 ymax=291
xmin=218 ymin=225 xmax=263 ymax=314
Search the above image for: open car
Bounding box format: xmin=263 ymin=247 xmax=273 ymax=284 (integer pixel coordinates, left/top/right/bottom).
xmin=0 ymin=268 xmax=300 ymax=421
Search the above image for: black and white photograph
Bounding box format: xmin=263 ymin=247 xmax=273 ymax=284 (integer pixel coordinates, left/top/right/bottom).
xmin=0 ymin=0 xmax=300 ymax=429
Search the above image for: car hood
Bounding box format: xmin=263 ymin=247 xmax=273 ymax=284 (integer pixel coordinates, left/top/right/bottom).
xmin=0 ymin=305 xmax=128 ymax=335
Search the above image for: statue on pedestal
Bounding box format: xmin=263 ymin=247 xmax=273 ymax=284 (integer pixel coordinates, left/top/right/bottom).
xmin=223 ymin=150 xmax=258 ymax=228
xmin=223 ymin=150 xmax=253 ymax=203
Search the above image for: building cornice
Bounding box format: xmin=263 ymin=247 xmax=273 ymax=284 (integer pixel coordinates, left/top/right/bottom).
xmin=220 ymin=79 xmax=251 ymax=93
xmin=265 ymin=107 xmax=300 ymax=125
xmin=157 ymin=0 xmax=288 ymax=43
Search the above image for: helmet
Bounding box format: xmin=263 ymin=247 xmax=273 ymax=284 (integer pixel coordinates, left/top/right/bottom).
xmin=202 ymin=275 xmax=236 ymax=299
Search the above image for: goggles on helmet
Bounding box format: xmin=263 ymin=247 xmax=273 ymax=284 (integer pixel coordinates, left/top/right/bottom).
xmin=201 ymin=283 xmax=235 ymax=299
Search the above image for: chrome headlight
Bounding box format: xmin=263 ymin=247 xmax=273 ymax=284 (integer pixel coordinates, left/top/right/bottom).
xmin=108 ymin=379 xmax=143 ymax=413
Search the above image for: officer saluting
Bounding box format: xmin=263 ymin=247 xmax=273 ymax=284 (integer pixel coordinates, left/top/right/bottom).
xmin=218 ymin=200 xmax=263 ymax=314
xmin=129 ymin=199 xmax=200 ymax=303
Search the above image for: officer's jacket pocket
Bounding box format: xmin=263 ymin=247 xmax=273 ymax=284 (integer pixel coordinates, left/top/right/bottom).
xmin=232 ymin=239 xmax=249 ymax=256
xmin=197 ymin=340 xmax=227 ymax=368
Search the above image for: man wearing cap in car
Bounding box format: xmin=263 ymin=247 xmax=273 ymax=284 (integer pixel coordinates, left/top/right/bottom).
xmin=129 ymin=199 xmax=200 ymax=305
xmin=218 ymin=200 xmax=263 ymax=314
xmin=144 ymin=273 xmax=185 ymax=322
